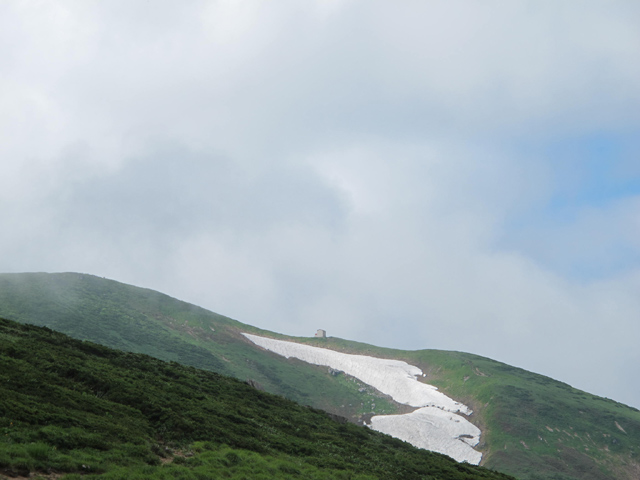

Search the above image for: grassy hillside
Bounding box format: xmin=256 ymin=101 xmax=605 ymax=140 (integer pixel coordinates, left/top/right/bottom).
xmin=0 ymin=272 xmax=395 ymax=419
xmin=0 ymin=317 xmax=513 ymax=480
xmin=0 ymin=272 xmax=639 ymax=480
xmin=297 ymin=337 xmax=640 ymax=480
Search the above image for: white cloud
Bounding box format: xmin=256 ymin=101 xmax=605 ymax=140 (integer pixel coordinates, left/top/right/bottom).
xmin=1 ymin=0 xmax=639 ymax=408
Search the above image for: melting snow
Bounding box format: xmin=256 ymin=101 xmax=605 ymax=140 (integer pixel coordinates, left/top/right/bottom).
xmin=242 ymin=333 xmax=482 ymax=464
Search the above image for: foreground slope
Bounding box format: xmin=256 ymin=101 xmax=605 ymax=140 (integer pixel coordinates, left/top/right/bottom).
xmin=0 ymin=272 xmax=639 ymax=480
xmin=0 ymin=317 xmax=512 ymax=480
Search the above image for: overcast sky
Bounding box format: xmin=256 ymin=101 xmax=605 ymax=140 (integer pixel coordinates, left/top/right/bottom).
xmin=2 ymin=1 xmax=640 ymax=408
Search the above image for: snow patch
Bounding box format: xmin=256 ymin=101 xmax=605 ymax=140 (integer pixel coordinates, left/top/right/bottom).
xmin=242 ymin=333 xmax=482 ymax=464
xmin=370 ymin=407 xmax=482 ymax=464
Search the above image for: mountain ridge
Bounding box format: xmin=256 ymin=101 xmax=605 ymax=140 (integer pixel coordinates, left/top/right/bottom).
xmin=0 ymin=272 xmax=638 ymax=480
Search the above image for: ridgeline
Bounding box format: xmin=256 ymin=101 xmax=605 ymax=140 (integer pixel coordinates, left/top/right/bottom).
xmin=0 ymin=272 xmax=639 ymax=480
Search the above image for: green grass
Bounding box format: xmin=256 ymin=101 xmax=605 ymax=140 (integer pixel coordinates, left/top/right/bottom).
xmin=1 ymin=272 xmax=639 ymax=480
xmin=312 ymin=338 xmax=640 ymax=480
xmin=0 ymin=317 xmax=513 ymax=480
xmin=0 ymin=273 xmax=397 ymax=420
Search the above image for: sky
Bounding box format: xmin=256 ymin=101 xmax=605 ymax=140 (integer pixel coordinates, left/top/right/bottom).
xmin=1 ymin=1 xmax=640 ymax=408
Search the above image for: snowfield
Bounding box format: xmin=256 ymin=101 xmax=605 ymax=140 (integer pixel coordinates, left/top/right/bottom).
xmin=242 ymin=333 xmax=482 ymax=464
xmin=370 ymin=407 xmax=482 ymax=465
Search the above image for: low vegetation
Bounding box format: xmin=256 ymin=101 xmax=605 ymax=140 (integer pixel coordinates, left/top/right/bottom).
xmin=308 ymin=337 xmax=640 ymax=480
xmin=1 ymin=272 xmax=639 ymax=480
xmin=0 ymin=272 xmax=387 ymax=418
xmin=0 ymin=317 xmax=513 ymax=479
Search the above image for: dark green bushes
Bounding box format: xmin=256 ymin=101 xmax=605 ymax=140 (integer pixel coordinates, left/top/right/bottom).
xmin=0 ymin=317 xmax=513 ymax=479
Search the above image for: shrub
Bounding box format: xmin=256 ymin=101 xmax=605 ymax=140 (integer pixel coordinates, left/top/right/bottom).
xmin=224 ymin=451 xmax=241 ymax=467
xmin=26 ymin=442 xmax=51 ymax=461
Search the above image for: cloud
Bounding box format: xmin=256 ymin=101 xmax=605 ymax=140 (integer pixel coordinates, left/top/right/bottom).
xmin=1 ymin=0 xmax=640 ymax=408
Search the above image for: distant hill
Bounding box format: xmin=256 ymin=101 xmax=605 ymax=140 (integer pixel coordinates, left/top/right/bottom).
xmin=0 ymin=272 xmax=638 ymax=480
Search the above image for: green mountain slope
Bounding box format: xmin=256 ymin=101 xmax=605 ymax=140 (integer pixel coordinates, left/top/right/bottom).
xmin=0 ymin=272 xmax=395 ymax=419
xmin=0 ymin=272 xmax=638 ymax=480
xmin=0 ymin=317 xmax=513 ymax=480
xmin=305 ymin=338 xmax=640 ymax=480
